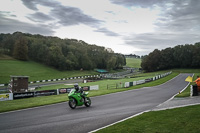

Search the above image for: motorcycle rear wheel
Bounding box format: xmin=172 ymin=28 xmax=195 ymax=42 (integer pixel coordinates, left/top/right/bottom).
xmin=84 ymin=97 xmax=91 ymax=107
xmin=69 ymin=98 xmax=77 ymax=109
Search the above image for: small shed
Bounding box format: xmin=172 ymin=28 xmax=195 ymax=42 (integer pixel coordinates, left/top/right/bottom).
xmin=10 ymin=76 xmax=29 ymax=92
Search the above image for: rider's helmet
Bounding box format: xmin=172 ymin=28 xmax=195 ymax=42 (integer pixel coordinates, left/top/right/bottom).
xmin=74 ymin=83 xmax=79 ymax=91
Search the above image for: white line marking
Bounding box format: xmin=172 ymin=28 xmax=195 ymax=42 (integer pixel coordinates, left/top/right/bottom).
xmin=88 ymin=110 xmax=151 ymax=133
xmin=89 ymin=73 xmax=195 ymax=133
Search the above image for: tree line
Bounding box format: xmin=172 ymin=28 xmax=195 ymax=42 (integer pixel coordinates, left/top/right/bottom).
xmin=141 ymin=42 xmax=200 ymax=72
xmin=0 ymin=32 xmax=126 ymax=70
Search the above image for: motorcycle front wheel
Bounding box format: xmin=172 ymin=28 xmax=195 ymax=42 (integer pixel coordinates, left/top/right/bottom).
xmin=69 ymin=98 xmax=77 ymax=109
xmin=84 ymin=97 xmax=91 ymax=107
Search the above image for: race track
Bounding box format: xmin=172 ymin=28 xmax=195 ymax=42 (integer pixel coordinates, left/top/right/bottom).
xmin=0 ymin=73 xmax=192 ymax=133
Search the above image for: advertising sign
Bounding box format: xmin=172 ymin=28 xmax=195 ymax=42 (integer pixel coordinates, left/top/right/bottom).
xmin=90 ymin=85 xmax=99 ymax=90
xmin=13 ymin=92 xmax=34 ymax=99
xmin=59 ymin=88 xmax=73 ymax=94
xmin=82 ymin=86 xmax=90 ymax=91
xmin=35 ymin=90 xmax=57 ymax=96
xmin=0 ymin=94 xmax=9 ymax=101
xmin=59 ymin=88 xmax=67 ymax=94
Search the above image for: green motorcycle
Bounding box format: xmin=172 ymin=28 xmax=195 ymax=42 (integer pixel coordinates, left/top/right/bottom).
xmin=68 ymin=89 xmax=91 ymax=109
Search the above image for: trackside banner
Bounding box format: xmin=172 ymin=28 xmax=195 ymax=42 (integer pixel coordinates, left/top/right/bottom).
xmin=13 ymin=92 xmax=34 ymax=99
xmin=58 ymin=88 xmax=73 ymax=94
xmin=0 ymin=93 xmax=13 ymax=101
xmin=35 ymin=90 xmax=57 ymax=96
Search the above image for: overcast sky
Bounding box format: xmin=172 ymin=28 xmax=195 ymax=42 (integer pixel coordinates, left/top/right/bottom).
xmin=0 ymin=0 xmax=200 ymax=55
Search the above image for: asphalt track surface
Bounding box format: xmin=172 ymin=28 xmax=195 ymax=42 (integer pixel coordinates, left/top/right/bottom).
xmin=0 ymin=73 xmax=192 ymax=133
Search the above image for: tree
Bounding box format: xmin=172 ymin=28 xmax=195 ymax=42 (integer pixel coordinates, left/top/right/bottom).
xmin=13 ymin=36 xmax=28 ymax=61
xmin=47 ymin=45 xmax=66 ymax=70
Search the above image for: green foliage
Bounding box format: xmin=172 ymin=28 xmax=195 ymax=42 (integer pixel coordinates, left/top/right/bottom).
xmin=0 ymin=32 xmax=126 ymax=70
xmin=141 ymin=42 xmax=200 ymax=72
xmin=13 ymin=36 xmax=28 ymax=61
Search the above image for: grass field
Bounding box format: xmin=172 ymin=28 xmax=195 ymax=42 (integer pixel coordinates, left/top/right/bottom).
xmin=126 ymin=58 xmax=141 ymax=68
xmin=0 ymin=60 xmax=98 ymax=84
xmin=0 ymin=57 xmax=141 ymax=84
xmin=96 ymin=104 xmax=200 ymax=133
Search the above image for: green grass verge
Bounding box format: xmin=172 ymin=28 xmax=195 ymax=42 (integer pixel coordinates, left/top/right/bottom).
xmin=0 ymin=94 xmax=69 ymax=113
xmin=96 ymin=104 xmax=200 ymax=133
xmin=0 ymin=68 xmax=199 ymax=113
xmin=176 ymin=72 xmax=200 ymax=97
xmin=126 ymin=58 xmax=141 ymax=68
xmin=0 ymin=71 xmax=177 ymax=113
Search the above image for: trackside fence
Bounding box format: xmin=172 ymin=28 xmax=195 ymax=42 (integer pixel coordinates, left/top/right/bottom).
xmin=106 ymin=71 xmax=172 ymax=89
xmin=0 ymin=71 xmax=172 ymax=101
xmin=0 ymin=85 xmax=99 ymax=101
xmin=0 ymin=74 xmax=101 ymax=87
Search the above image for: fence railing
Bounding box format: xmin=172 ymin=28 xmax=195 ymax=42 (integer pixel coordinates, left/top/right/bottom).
xmin=106 ymin=71 xmax=172 ymax=89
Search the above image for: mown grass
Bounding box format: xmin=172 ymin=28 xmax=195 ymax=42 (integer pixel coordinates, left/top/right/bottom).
xmin=0 ymin=71 xmax=177 ymax=113
xmin=126 ymin=58 xmax=141 ymax=68
xmin=0 ymin=57 xmax=138 ymax=84
xmin=37 ymin=70 xmax=172 ymax=91
xmin=0 ymin=59 xmax=98 ymax=84
xmin=0 ymin=94 xmax=69 ymax=113
xmin=96 ymin=104 xmax=200 ymax=133
xmin=176 ymin=71 xmax=200 ymax=97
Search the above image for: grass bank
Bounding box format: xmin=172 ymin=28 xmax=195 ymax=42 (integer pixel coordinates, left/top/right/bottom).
xmin=0 ymin=60 xmax=98 ymax=84
xmin=0 ymin=71 xmax=177 ymax=113
xmin=126 ymin=58 xmax=141 ymax=68
xmin=175 ymin=70 xmax=200 ymax=97
xmin=96 ymin=104 xmax=200 ymax=133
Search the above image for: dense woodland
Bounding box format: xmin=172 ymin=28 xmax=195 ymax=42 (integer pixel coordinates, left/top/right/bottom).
xmin=141 ymin=42 xmax=200 ymax=72
xmin=0 ymin=32 xmax=126 ymax=70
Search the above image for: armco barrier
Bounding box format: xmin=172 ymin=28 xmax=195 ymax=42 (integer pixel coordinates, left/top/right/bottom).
xmin=136 ymin=80 xmax=145 ymax=85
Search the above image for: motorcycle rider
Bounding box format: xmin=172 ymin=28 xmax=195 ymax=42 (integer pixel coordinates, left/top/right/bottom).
xmin=74 ymin=83 xmax=85 ymax=100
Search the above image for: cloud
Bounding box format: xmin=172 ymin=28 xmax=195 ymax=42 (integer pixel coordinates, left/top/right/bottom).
xmin=27 ymin=12 xmax=54 ymax=22
xmin=110 ymin=0 xmax=167 ymax=8
xmin=21 ymin=0 xmax=102 ymax=27
xmin=156 ymin=0 xmax=200 ymax=32
xmin=21 ymin=0 xmax=38 ymax=11
xmin=94 ymin=27 xmax=120 ymax=36
xmin=50 ymin=6 xmax=102 ymax=27
xmin=0 ymin=12 xmax=55 ymax=35
xmin=110 ymin=0 xmax=200 ymax=55
xmin=21 ymin=0 xmax=119 ymax=37
xmin=124 ymin=32 xmax=200 ymax=55
xmin=21 ymin=0 xmax=58 ymax=11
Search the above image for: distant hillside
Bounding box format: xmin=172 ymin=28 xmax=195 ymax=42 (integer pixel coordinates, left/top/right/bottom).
xmin=0 ymin=59 xmax=98 ymax=84
xmin=126 ymin=58 xmax=141 ymax=68
xmin=0 ymin=32 xmax=126 ymax=71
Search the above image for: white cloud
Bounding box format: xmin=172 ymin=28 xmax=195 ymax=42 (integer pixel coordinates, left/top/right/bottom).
xmin=0 ymin=0 xmax=199 ymax=56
